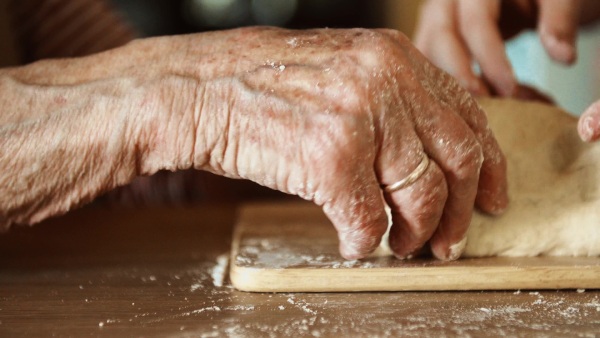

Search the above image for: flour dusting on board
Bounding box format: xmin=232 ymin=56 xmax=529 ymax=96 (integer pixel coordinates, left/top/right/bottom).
xmin=235 ymin=238 xmax=384 ymax=269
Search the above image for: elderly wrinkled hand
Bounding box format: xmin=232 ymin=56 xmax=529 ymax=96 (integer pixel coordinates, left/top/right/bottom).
xmin=0 ymin=27 xmax=508 ymax=260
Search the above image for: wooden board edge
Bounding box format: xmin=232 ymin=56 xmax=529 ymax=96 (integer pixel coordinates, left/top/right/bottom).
xmin=230 ymin=264 xmax=600 ymax=293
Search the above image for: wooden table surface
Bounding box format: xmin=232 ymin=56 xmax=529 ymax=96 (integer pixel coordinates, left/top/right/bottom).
xmin=1 ymin=203 xmax=599 ymax=337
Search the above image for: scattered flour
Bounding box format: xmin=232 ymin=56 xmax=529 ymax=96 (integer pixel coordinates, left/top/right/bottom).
xmin=331 ymin=260 xmax=359 ymax=269
xmin=211 ymin=254 xmax=229 ymax=287
xmin=190 ymin=306 xmax=221 ymax=315
xmin=287 ymin=296 xmax=318 ymax=315
xmin=131 ymin=290 xmax=600 ymax=337
xmin=558 ymin=307 xmax=580 ymax=319
xmin=478 ymin=306 xmax=530 ymax=316
xmin=190 ymin=283 xmax=203 ymax=292
xmin=226 ymin=305 xmax=255 ymax=311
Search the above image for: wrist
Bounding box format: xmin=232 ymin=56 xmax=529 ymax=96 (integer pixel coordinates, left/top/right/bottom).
xmin=136 ymin=75 xmax=208 ymax=176
xmin=128 ymin=36 xmax=239 ymax=178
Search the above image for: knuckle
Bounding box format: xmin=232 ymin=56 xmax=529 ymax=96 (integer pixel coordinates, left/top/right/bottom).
xmin=336 ymin=81 xmax=368 ymax=112
xmin=447 ymin=139 xmax=484 ymax=179
xmin=353 ymin=30 xmax=407 ymax=70
xmin=322 ymin=115 xmax=367 ymax=149
xmin=375 ymin=28 xmax=409 ymax=43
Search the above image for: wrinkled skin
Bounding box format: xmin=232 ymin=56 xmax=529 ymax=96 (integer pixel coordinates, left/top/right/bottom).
xmin=414 ymin=0 xmax=600 ymax=142
xmin=0 ymin=27 xmax=508 ymax=260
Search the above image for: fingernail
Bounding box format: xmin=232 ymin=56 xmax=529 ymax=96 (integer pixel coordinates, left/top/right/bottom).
xmin=546 ymin=34 xmax=576 ymax=64
xmin=446 ymin=237 xmax=467 ymax=261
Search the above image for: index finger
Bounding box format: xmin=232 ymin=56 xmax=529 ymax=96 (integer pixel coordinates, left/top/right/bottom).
xmin=537 ymin=0 xmax=581 ymax=64
xmin=457 ymin=0 xmax=517 ymax=96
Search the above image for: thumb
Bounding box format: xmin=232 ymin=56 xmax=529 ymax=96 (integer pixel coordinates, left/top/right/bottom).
xmin=321 ymin=173 xmax=389 ymax=260
xmin=537 ymin=0 xmax=582 ymax=64
xmin=578 ymin=100 xmax=600 ymax=142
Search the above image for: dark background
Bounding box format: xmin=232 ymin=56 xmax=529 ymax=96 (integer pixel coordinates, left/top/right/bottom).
xmin=111 ymin=0 xmax=383 ymax=37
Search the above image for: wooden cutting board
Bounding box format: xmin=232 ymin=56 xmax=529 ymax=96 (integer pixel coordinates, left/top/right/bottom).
xmin=230 ymin=202 xmax=600 ymax=292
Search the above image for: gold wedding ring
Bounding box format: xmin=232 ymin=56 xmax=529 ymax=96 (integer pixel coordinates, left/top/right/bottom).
xmin=383 ymin=154 xmax=430 ymax=193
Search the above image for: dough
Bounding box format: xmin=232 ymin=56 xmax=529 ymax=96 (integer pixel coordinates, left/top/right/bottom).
xmin=374 ymin=99 xmax=600 ymax=257
xmin=463 ymin=98 xmax=600 ymax=257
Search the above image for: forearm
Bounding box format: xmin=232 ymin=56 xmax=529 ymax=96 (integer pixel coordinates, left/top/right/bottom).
xmin=0 ymin=37 xmax=215 ymax=229
xmin=0 ymin=72 xmax=147 ymax=228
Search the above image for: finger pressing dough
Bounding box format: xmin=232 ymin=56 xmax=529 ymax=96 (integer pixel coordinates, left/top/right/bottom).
xmin=463 ymin=98 xmax=600 ymax=257
xmin=230 ymin=100 xmax=600 ymax=294
xmin=230 ymin=101 xmax=600 ymax=292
